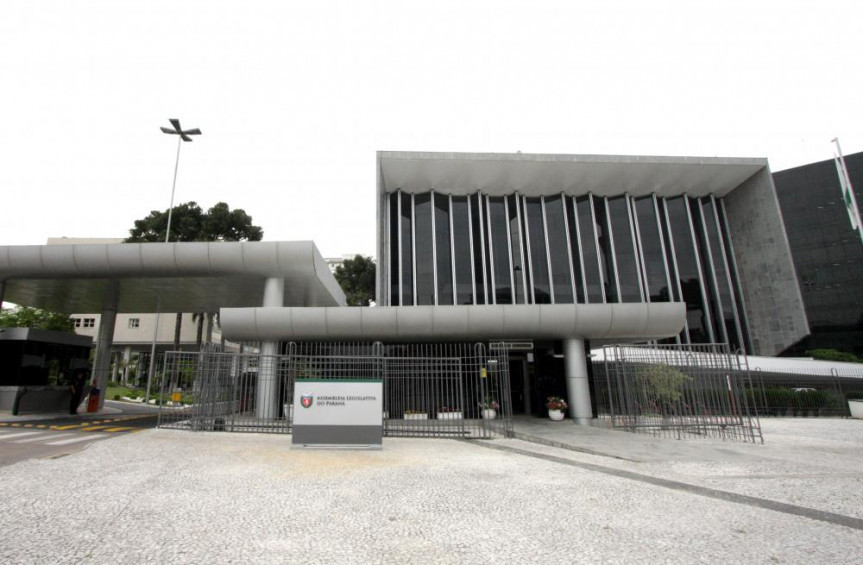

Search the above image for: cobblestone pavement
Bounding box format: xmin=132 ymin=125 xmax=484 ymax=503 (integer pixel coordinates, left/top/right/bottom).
xmin=0 ymin=421 xmax=861 ymax=564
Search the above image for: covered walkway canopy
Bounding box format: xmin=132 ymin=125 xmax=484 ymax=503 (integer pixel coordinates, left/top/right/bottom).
xmin=0 ymin=241 xmax=345 ymax=313
xmin=0 ymin=240 xmax=346 ymax=410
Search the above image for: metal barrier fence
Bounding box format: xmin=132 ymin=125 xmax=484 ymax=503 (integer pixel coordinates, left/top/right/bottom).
xmin=594 ymin=344 xmax=763 ymax=443
xmin=158 ymin=342 xmax=513 ymax=439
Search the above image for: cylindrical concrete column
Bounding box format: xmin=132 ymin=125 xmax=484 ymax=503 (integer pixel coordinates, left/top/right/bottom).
xmin=564 ymin=338 xmax=593 ymax=425
xmin=91 ymin=280 xmax=120 ymax=410
xmin=257 ymin=277 xmax=285 ymax=419
xmin=0 ymin=280 xmax=6 ymax=311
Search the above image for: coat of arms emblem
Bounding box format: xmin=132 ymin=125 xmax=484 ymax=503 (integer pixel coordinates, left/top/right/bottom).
xmin=301 ymin=394 xmax=314 ymax=409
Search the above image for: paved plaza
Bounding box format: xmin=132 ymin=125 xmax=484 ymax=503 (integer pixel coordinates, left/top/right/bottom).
xmin=0 ymin=418 xmax=861 ymax=564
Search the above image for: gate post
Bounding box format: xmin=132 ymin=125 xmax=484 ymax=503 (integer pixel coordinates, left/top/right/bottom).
xmin=564 ymin=338 xmax=593 ymax=425
xmin=257 ymin=277 xmax=284 ymax=419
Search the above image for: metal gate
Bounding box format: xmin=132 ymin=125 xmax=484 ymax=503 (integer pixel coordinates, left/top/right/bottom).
xmin=157 ymin=342 xmax=513 ymax=439
xmin=594 ymin=344 xmax=763 ymax=443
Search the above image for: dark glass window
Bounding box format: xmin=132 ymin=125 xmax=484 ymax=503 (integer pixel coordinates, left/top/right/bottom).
xmin=700 ymin=198 xmax=741 ymax=350
xmin=525 ymin=197 xmax=551 ymax=303
xmin=545 ymin=195 xmax=573 ymax=303
xmin=488 ymin=197 xmax=512 ymax=304
xmin=634 ymin=197 xmax=670 ymax=302
xmin=565 ymin=197 xmax=585 ymax=303
xmin=414 ymin=193 xmax=434 ymax=305
xmin=593 ymin=197 xmax=618 ymax=303
xmin=607 ymin=196 xmax=641 ymax=302
xmin=657 ymin=199 xmax=682 ymax=304
xmin=576 ymin=196 xmax=603 ymax=302
xmin=689 ymin=197 xmax=726 ymax=344
xmin=519 ymin=197 xmax=533 ymax=302
xmin=434 ymin=194 xmax=453 ymax=305
xmin=665 ymin=197 xmax=710 ymax=343
xmin=451 ymin=196 xmax=473 ymax=305
xmin=389 ymin=192 xmax=399 ymax=306
xmin=399 ymin=192 xmax=413 ymax=306
xmin=507 ymin=196 xmax=526 ymax=304
xmin=470 ymin=194 xmax=487 ymax=304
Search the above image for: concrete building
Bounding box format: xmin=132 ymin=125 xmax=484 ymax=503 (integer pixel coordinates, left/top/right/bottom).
xmin=0 ymin=151 xmax=818 ymax=422
xmin=219 ymin=151 xmax=810 ymax=421
xmin=772 ymin=151 xmax=863 ymax=357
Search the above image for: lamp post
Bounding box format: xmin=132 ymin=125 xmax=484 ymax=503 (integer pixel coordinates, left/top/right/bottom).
xmin=145 ymin=120 xmax=202 ymax=404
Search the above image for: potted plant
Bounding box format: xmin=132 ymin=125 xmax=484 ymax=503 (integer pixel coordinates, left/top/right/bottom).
xmin=403 ymin=409 xmax=428 ymax=420
xmin=436 ymin=406 xmax=463 ymax=420
xmin=546 ymin=396 xmax=568 ymax=421
xmin=479 ymin=396 xmax=500 ymax=420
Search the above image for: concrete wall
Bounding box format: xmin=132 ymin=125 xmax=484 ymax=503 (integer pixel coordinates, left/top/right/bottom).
xmin=723 ymin=167 xmax=809 ymax=355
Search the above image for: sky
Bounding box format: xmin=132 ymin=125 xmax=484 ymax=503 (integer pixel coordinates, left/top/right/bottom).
xmin=1 ymin=0 xmax=861 ymax=259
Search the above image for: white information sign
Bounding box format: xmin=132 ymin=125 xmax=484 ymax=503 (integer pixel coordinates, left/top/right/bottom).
xmin=292 ymin=379 xmax=383 ymax=447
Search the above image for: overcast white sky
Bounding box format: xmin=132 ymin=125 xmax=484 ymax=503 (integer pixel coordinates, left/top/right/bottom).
xmin=1 ymin=0 xmax=861 ymax=258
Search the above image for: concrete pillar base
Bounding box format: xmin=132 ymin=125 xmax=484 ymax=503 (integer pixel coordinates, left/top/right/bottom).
xmin=257 ymin=277 xmax=285 ymax=420
xmin=564 ymin=338 xmax=593 ymax=425
xmin=91 ymin=281 xmax=120 ymax=409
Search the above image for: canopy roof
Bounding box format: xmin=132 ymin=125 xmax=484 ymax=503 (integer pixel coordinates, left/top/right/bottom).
xmin=377 ymin=151 xmax=767 ymax=199
xmin=0 ymin=241 xmax=346 ymax=313
xmin=220 ymin=303 xmax=685 ymax=342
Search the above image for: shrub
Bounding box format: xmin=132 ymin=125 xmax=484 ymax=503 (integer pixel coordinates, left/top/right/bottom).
xmin=113 ymin=394 xmax=121 ymax=401
xmin=806 ymin=349 xmax=861 ymax=363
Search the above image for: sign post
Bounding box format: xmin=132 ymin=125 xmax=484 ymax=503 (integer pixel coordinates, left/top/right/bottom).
xmin=292 ymin=378 xmax=383 ymax=448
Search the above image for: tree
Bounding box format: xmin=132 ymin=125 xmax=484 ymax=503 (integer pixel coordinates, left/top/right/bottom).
xmin=333 ymin=255 xmax=376 ymax=306
xmin=635 ymin=363 xmax=693 ymax=414
xmin=125 ymin=201 xmax=264 ymax=350
xmin=125 ymin=201 xmax=263 ymax=243
xmin=0 ymin=306 xmax=76 ymax=333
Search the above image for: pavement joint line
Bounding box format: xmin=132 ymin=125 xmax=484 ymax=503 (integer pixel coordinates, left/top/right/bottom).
xmin=473 ymin=441 xmax=863 ymax=532
xmin=511 ymin=430 xmax=641 ymax=461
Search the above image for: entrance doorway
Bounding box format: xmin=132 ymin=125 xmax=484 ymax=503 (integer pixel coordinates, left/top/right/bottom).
xmin=508 ymin=356 xmax=532 ymax=415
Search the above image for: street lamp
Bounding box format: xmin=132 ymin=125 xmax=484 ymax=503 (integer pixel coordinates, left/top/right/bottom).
xmin=145 ymin=120 xmax=202 ymax=403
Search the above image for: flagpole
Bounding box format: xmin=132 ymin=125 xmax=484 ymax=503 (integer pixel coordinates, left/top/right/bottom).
xmin=831 ymin=137 xmax=863 ymax=246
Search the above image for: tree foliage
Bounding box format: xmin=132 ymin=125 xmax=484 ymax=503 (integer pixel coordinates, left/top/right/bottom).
xmin=333 ymin=255 xmax=376 ymax=306
xmin=806 ymin=349 xmax=861 ymax=363
xmin=0 ymin=306 xmax=76 ymax=333
xmin=125 ymin=201 xmax=263 ymax=243
xmin=636 ymin=363 xmax=693 ymax=410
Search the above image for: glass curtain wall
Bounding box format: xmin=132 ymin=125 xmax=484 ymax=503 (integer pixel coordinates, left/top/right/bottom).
xmin=451 ymin=196 xmax=474 ymax=305
xmin=386 ymin=190 xmax=751 ymax=352
xmin=487 ymin=197 xmax=513 ymax=304
xmin=545 ymin=195 xmax=574 ymax=303
xmin=434 ymin=194 xmax=454 ymax=305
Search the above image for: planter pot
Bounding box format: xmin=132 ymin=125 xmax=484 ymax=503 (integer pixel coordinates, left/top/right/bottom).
xmin=437 ymin=412 xmax=463 ymax=420
xmin=849 ymin=400 xmax=863 ymax=419
xmin=481 ymin=408 xmax=497 ymax=420
xmin=404 ymin=413 xmax=428 ymax=420
xmin=548 ymin=409 xmax=565 ymax=421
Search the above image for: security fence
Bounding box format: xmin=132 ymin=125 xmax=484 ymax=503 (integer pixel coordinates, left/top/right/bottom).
xmin=157 ymin=342 xmax=513 ymax=439
xmin=593 ymin=344 xmax=763 ymax=443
